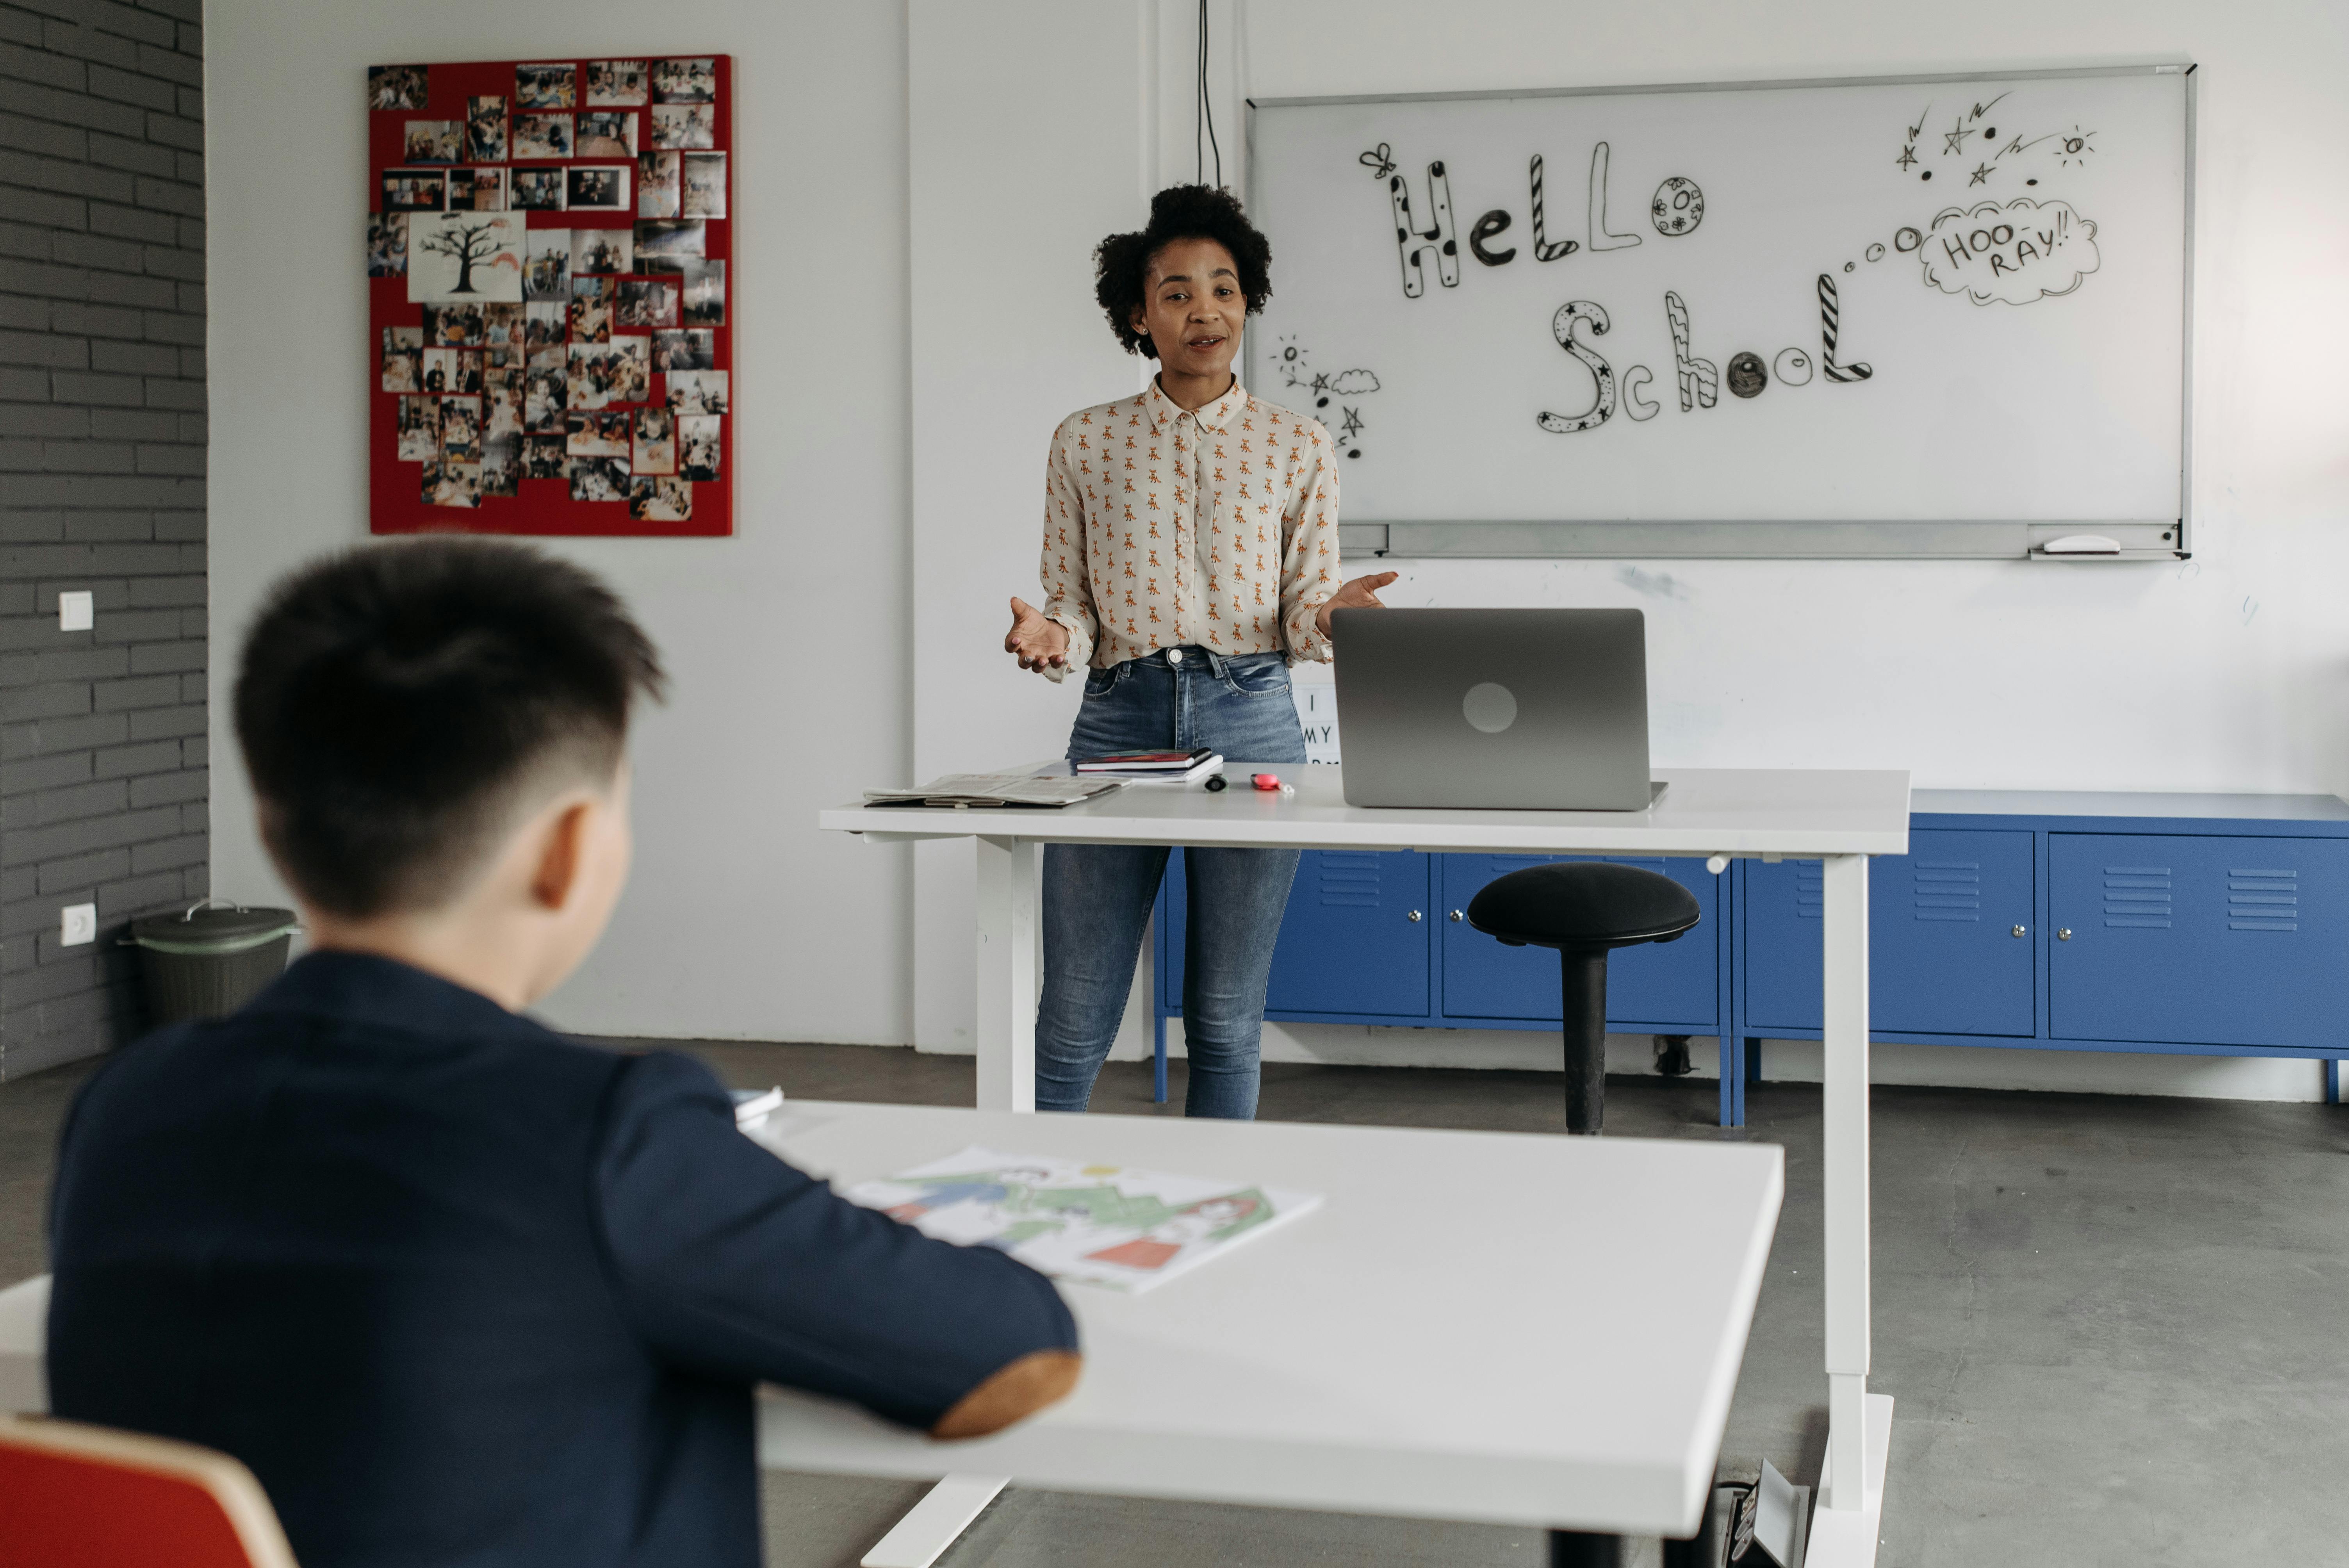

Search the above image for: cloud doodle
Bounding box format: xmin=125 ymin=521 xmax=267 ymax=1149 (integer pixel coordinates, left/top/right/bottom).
xmin=1920 ymin=198 xmax=2099 ymax=306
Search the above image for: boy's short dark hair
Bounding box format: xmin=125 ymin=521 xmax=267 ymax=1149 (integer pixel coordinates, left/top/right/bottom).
xmin=235 ymin=540 xmax=665 ymax=918
xmin=1093 ymin=184 xmax=1273 ymax=358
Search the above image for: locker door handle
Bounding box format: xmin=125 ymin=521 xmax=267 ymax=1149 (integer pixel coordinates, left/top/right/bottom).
xmin=1406 ymin=910 xmax=1423 ymax=922
xmin=1449 ymin=909 xmax=1465 ymax=921
xmin=2057 ymin=928 xmax=2073 ymax=941
xmin=2012 ymin=925 xmax=2026 ymax=937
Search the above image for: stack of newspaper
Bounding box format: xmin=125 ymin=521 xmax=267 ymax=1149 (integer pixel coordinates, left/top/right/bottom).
xmin=863 ymin=772 xmax=1126 ymax=809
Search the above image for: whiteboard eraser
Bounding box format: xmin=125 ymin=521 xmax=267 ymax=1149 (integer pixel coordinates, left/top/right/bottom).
xmin=2037 ymin=534 xmax=2123 ymax=556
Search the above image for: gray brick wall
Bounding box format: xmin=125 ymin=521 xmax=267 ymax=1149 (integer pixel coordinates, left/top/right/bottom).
xmin=0 ymin=0 xmax=205 ymax=1079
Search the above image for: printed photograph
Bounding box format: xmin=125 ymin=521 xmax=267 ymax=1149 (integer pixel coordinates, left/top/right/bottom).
xmin=447 ymin=168 xmax=506 ymax=212
xmin=522 ymin=230 xmax=570 ymax=300
xmin=464 ymin=96 xmax=507 ymax=162
xmin=576 ymin=112 xmax=636 ymax=159
xmin=573 ymin=228 xmax=631 ymax=276
xmin=663 ymin=369 xmax=727 ymax=417
xmin=380 ymin=169 xmax=446 ymax=213
xmin=523 ymin=300 xmax=565 ymax=353
xmin=484 ymin=367 xmax=524 ymax=440
xmin=368 ymin=64 xmax=429 ymax=112
xmin=522 ymin=432 xmax=567 ymax=479
xmin=678 ymin=413 xmax=720 ymax=482
xmin=680 ymin=152 xmax=725 ymax=219
xmin=568 ymin=338 xmax=650 ymax=410
xmin=422 ymin=302 xmax=483 ymax=346
xmin=647 ymin=102 xmax=714 ymax=151
xmin=627 ymin=475 xmax=693 ymax=523
xmin=439 ymin=395 xmax=483 ymax=464
xmin=586 ymin=59 xmax=649 ymax=108
xmin=678 ymin=258 xmax=723 ymax=326
xmin=407 ymin=212 xmax=525 ymax=304
xmin=479 ymin=435 xmax=519 ymax=498
xmin=616 ymin=276 xmax=677 ymax=329
xmin=515 ymin=62 xmax=575 ymax=111
xmin=652 ymin=328 xmax=715 ymax=372
xmin=510 ymin=168 xmax=566 ymax=211
xmin=528 ymin=340 xmax=566 ymax=376
xmin=569 ymin=276 xmax=614 ymax=343
xmin=566 ymin=409 xmax=631 ymax=458
xmin=380 ymin=325 xmax=423 ymax=392
xmin=634 ymin=218 xmax=705 ymax=264
xmin=423 ymin=458 xmax=482 ymax=509
xmin=403 ymin=121 xmax=461 ymax=164
xmin=482 ymin=301 xmax=523 ymax=348
xmin=569 ymin=454 xmax=629 ymax=503
xmin=523 ymin=363 xmax=566 ymax=432
xmin=631 ymin=406 xmax=676 ymax=474
xmin=651 ymin=57 xmax=716 ymax=103
xmin=565 ymin=165 xmax=631 ymax=212
xmin=419 ymin=347 xmax=460 ymax=393
xmin=636 ymin=151 xmax=679 ymax=217
xmin=366 ymin=211 xmax=409 ymax=276
xmin=396 ymin=395 xmax=438 ymax=461
xmin=512 ymin=113 xmax=573 ymax=161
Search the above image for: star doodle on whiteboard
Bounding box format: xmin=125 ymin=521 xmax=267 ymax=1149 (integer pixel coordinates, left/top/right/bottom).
xmin=1968 ymin=162 xmax=1994 ymax=186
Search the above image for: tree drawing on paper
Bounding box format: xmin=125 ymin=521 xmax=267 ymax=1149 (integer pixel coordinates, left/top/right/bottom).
xmin=417 ymin=217 xmax=513 ymax=296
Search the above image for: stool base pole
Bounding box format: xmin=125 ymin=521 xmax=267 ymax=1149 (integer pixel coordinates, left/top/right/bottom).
xmin=1559 ymin=947 xmax=1609 ymax=1134
xmin=1548 ymin=1531 xmax=1623 ymax=1567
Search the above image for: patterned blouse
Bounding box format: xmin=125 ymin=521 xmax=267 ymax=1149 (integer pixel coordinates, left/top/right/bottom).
xmin=1037 ymin=378 xmax=1340 ymax=679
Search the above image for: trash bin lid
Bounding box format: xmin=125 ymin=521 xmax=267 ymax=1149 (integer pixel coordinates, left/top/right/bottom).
xmin=129 ymin=902 xmax=299 ymax=956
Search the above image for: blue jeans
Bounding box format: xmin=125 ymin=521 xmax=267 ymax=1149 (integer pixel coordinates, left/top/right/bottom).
xmin=1036 ymin=648 xmax=1310 ymax=1119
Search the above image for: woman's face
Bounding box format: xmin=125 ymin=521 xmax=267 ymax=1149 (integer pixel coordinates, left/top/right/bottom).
xmin=1130 ymin=238 xmax=1245 ymax=383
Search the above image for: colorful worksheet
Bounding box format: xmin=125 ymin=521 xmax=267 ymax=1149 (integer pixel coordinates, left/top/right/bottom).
xmin=845 ymin=1148 xmax=1322 ymax=1294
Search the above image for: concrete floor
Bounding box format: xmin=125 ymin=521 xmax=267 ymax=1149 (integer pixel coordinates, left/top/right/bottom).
xmin=7 ymin=1042 xmax=2346 ymax=1566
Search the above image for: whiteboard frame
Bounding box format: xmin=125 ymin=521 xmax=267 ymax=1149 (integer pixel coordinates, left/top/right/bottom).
xmin=1247 ymin=63 xmax=2197 ymax=563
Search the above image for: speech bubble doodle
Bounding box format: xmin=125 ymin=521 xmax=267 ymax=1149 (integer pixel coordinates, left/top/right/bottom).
xmin=1921 ymin=198 xmax=2099 ymax=305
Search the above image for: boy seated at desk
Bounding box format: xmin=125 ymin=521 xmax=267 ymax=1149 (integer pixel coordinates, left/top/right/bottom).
xmin=44 ymin=541 xmax=1081 ymax=1568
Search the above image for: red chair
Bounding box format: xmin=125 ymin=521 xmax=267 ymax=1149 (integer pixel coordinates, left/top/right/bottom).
xmin=0 ymin=1413 xmax=298 ymax=1568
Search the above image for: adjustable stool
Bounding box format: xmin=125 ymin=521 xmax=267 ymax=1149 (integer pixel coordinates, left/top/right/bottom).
xmin=1467 ymin=862 xmax=1702 ymax=1135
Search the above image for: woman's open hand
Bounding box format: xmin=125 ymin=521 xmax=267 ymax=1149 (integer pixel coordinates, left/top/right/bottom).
xmin=1005 ymin=597 xmax=1071 ymax=674
xmin=1315 ymin=571 xmax=1401 ymax=640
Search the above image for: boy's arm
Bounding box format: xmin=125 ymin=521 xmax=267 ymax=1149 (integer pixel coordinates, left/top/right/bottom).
xmin=591 ymin=1052 xmax=1080 ymax=1436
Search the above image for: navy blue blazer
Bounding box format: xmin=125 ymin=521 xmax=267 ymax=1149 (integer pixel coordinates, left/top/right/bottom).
xmin=46 ymin=952 xmax=1077 ymax=1568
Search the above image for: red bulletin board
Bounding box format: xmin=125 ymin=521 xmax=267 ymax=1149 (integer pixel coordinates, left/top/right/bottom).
xmin=365 ymin=55 xmax=733 ymax=536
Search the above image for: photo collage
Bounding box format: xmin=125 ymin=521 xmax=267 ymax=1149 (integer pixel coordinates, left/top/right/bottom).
xmin=367 ymin=55 xmax=731 ymax=536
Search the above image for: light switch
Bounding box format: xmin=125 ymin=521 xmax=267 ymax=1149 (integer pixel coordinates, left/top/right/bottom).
xmin=60 ymin=903 xmax=96 ymax=946
xmin=58 ymin=591 xmax=93 ymax=632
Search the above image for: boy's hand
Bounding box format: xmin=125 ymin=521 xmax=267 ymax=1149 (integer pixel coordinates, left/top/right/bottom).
xmin=930 ymin=1349 xmax=1084 ymax=1439
xmin=1005 ymin=597 xmax=1071 ymax=674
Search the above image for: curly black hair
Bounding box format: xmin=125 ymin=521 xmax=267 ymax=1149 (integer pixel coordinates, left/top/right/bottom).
xmin=1093 ymin=185 xmax=1273 ymax=358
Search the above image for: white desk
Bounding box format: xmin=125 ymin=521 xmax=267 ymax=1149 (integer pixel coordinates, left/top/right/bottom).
xmin=0 ymin=1107 xmax=1780 ymax=1549
xmin=754 ymin=1101 xmax=1781 ymax=1546
xmin=823 ymin=765 xmax=1907 ymax=1566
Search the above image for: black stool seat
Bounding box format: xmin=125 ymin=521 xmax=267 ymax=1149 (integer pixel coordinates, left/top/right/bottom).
xmin=1467 ymin=861 xmax=1702 ymax=950
xmin=1467 ymin=862 xmax=1703 ymax=1135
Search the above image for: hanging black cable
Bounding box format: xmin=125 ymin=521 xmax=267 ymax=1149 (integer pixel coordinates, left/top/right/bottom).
xmin=1196 ymin=0 xmax=1222 ymax=189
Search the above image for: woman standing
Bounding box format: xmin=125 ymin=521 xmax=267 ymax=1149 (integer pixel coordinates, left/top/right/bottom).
xmin=1004 ymin=185 xmax=1397 ymax=1119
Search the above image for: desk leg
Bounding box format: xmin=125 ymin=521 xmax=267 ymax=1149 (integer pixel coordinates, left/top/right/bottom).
xmin=1809 ymin=852 xmax=1889 ymax=1566
xmin=974 ymin=836 xmax=1037 ymax=1114
xmin=859 ymin=1473 xmax=1007 ymax=1568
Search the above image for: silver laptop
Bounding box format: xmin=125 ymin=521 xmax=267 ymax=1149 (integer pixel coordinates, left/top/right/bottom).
xmin=1331 ymin=608 xmax=1659 ymax=810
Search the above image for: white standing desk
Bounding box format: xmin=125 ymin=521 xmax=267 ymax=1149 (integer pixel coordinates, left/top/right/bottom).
xmin=0 ymin=1101 xmax=1780 ymax=1554
xmin=823 ymin=765 xmax=1908 ymax=1566
xmin=753 ymin=1101 xmax=1783 ymax=1546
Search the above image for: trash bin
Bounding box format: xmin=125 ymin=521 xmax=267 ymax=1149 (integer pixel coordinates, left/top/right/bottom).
xmin=128 ymin=901 xmax=301 ymax=1026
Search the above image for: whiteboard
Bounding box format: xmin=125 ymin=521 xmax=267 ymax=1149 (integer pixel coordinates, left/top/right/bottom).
xmin=1245 ymin=66 xmax=2194 ymax=559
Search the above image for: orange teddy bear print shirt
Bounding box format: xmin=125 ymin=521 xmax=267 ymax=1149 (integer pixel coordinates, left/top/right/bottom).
xmin=1036 ymin=377 xmax=1341 ymax=679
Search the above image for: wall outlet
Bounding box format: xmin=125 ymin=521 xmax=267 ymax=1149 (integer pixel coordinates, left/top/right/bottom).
xmin=57 ymin=590 xmax=93 ymax=632
xmin=60 ymin=903 xmax=96 ymax=946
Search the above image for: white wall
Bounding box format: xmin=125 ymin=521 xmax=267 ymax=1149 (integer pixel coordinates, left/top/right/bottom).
xmin=206 ymin=0 xmax=2348 ymax=1101
xmin=206 ymin=1 xmax=916 ymax=1044
xmin=1156 ymin=0 xmax=2349 ymax=1101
